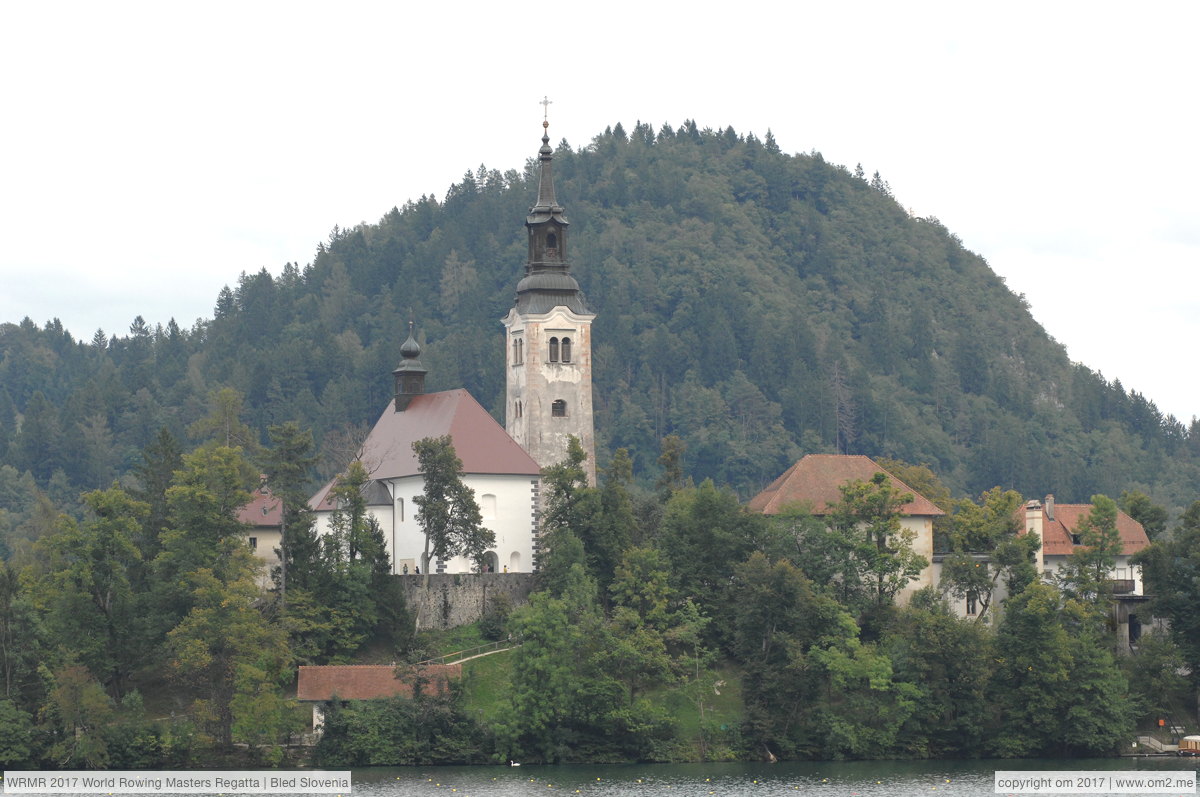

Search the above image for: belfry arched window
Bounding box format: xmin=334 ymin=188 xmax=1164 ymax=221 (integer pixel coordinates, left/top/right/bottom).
xmin=548 ymin=337 xmax=559 ymax=363
xmin=552 ymin=399 xmax=567 ymax=417
xmin=561 ymin=337 xmax=572 ymax=363
xmin=547 ymin=232 xmax=557 ymax=250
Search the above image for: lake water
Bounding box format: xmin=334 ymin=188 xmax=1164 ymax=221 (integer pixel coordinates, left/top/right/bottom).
xmin=350 ymin=758 xmax=1200 ymax=797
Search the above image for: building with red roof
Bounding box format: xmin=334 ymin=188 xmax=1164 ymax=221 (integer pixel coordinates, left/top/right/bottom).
xmin=310 ymin=326 xmax=541 ymax=576
xmin=1022 ymin=494 xmax=1150 ymax=645
xmin=748 ymin=454 xmax=944 ymax=605
xmin=296 ymin=663 xmax=460 ymax=731
xmin=236 ymin=479 xmax=283 ymax=577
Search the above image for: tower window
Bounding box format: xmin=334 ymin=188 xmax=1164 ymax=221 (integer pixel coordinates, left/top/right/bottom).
xmin=547 ymin=232 xmax=557 ymax=249
xmin=515 ymin=400 xmax=523 ymax=418
xmin=561 ymin=336 xmax=572 ymax=363
xmin=549 ymin=337 xmax=559 ymax=363
xmin=552 ymin=399 xmax=567 ymax=417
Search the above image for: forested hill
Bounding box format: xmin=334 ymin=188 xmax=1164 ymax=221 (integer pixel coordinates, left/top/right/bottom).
xmin=2 ymin=121 xmax=1198 ymax=517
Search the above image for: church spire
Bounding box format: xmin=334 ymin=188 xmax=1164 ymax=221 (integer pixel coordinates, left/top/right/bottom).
xmin=516 ymin=117 xmax=590 ymax=315
xmin=503 ymin=109 xmax=598 ymax=487
xmin=392 ymin=321 xmax=427 ymax=411
xmin=530 ymin=121 xmax=563 ymax=217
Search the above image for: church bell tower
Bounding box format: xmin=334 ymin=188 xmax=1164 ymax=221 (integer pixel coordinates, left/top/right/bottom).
xmin=502 ymin=117 xmax=597 ymax=485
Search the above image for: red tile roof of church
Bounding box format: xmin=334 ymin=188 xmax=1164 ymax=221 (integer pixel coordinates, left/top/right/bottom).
xmin=310 ymin=389 xmax=540 ymax=510
xmin=747 ymin=454 xmax=945 ymax=517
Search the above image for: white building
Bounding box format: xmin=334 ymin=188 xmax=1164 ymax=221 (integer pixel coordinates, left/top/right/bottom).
xmin=310 ymin=330 xmax=541 ymax=574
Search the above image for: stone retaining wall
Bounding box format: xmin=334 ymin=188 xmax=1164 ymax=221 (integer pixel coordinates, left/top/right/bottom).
xmin=398 ymin=572 xmax=536 ymax=631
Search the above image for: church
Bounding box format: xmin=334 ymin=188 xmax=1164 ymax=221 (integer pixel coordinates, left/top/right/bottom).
xmin=308 ymin=119 xmax=596 ymax=574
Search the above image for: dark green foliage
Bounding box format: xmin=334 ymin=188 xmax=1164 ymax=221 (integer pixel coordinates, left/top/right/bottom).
xmin=885 ymin=593 xmax=993 ymax=757
xmin=315 ymin=686 xmax=487 ymax=766
xmin=2 ymin=123 xmax=1197 ymax=513
xmin=1119 ymin=490 xmax=1168 ymax=540
xmin=262 ymin=421 xmax=319 ymax=604
xmin=1136 ymin=502 xmax=1200 ymax=702
xmin=0 ymin=698 xmax=35 ymax=766
xmin=656 ymin=480 xmax=773 ymax=645
xmin=479 ymin=592 xmax=511 ymax=641
xmin=989 ymin=582 xmax=1134 ymax=757
xmin=309 ymin=461 xmax=411 ymax=658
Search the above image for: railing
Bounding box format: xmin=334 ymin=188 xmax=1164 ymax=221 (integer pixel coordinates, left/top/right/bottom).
xmin=1108 ymin=579 xmax=1136 ymax=594
xmin=416 ymin=640 xmax=517 ymax=667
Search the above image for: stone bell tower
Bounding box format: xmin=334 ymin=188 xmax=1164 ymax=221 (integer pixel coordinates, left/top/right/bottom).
xmin=502 ymin=117 xmax=596 ymax=485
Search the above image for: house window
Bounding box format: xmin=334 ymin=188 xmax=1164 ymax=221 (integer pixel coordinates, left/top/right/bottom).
xmin=966 ymin=591 xmax=977 ymax=616
xmin=552 ymin=399 xmax=567 ymax=417
xmin=248 ymin=536 xmax=258 ymax=551
xmin=561 ymin=336 xmax=572 ymax=363
xmin=1070 ymin=532 xmax=1082 ymax=545
xmin=549 ymin=337 xmax=559 ymax=363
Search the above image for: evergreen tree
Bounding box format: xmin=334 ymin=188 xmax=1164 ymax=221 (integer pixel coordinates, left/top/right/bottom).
xmin=262 ymin=421 xmax=318 ymax=606
xmin=412 ymin=436 xmax=491 ymax=578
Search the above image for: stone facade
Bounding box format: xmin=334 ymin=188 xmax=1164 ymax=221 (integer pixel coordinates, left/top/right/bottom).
xmin=400 ymin=572 xmax=537 ymax=631
xmin=503 ymin=120 xmax=597 ymax=485
xmin=503 ymin=305 xmax=596 ymax=485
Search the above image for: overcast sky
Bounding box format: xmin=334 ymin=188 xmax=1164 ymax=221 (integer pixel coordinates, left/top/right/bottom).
xmin=2 ymin=2 xmax=1196 ymax=422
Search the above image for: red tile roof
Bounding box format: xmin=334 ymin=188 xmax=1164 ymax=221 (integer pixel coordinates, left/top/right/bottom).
xmin=237 ymin=484 xmax=282 ymax=527
xmin=747 ymin=454 xmax=945 ymax=517
xmin=1030 ymin=503 xmax=1150 ymax=557
xmin=310 ymin=389 xmax=540 ymax=509
xmin=296 ymin=664 xmax=461 ymax=701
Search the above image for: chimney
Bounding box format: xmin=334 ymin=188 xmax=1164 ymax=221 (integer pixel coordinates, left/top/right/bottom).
xmin=1044 ymin=494 xmax=1055 ymax=521
xmin=1025 ymin=499 xmax=1045 ymax=575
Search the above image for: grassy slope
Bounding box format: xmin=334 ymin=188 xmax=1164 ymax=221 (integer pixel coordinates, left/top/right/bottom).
xmin=442 ymin=623 xmax=746 ymax=760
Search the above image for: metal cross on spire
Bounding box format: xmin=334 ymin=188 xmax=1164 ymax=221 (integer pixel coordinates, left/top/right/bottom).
xmin=540 ymin=95 xmax=552 ymax=121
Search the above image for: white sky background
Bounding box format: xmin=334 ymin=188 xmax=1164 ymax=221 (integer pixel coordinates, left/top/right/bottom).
xmin=1 ymin=1 xmax=1197 ymax=422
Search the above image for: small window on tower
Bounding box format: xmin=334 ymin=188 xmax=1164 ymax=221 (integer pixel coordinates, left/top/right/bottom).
xmin=549 ymin=337 xmax=559 ymax=363
xmin=561 ymin=337 xmax=572 ymax=363
xmin=547 ymin=232 xmax=557 ymax=249
xmin=552 ymin=399 xmax=567 ymax=417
